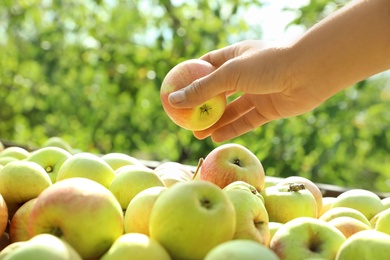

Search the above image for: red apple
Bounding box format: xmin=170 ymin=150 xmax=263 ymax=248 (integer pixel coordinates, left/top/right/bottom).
xmin=160 ymin=59 xmax=226 ymax=131
xmin=200 ymin=143 xmax=265 ymax=192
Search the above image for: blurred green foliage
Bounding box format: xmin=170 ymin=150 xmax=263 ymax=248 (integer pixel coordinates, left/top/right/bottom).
xmin=1 ymin=0 xmax=389 ymax=192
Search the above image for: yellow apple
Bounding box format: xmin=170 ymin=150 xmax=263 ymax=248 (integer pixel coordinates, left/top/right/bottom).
xmin=100 ymin=233 xmax=171 ymax=260
xmin=268 ymin=222 xmax=283 ymax=242
xmin=109 ymin=165 xmax=165 ymax=210
xmin=200 ymin=143 xmax=265 ymax=192
xmin=0 ymin=147 xmax=29 ymax=160
xmin=124 ymin=186 xmax=168 ymax=235
xmin=149 ymin=180 xmax=236 ymax=259
xmin=371 ymin=208 xmax=390 ymax=235
xmin=0 ymin=156 xmax=19 ymax=166
xmin=319 ymin=206 xmax=371 ymax=228
xmin=327 ymin=216 xmax=371 ymax=238
xmin=101 ymin=152 xmax=146 ymax=171
xmin=319 ymin=196 xmax=337 ymax=217
xmin=42 ymin=136 xmax=73 ymax=153
xmin=160 ymin=59 xmax=226 ymax=131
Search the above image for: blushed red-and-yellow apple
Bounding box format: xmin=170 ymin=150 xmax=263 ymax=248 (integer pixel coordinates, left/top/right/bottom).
xmin=319 ymin=206 xmax=371 ymax=228
xmin=0 ymin=160 xmax=51 ymax=217
xmin=270 ymin=217 xmax=346 ymax=260
xmin=224 ymin=189 xmax=270 ymax=246
xmin=335 ymin=230 xmax=390 ymax=260
xmin=204 ymin=239 xmax=280 ymax=260
xmin=160 ymin=59 xmax=226 ymax=131
xmin=261 ymin=183 xmax=317 ymax=223
xmin=9 ymin=198 xmax=37 ymax=243
xmin=124 ymin=186 xmax=168 ymax=235
xmin=100 ymin=233 xmax=171 ymax=260
xmin=0 ymin=194 xmax=8 ymax=237
xmin=28 ymin=177 xmax=124 ymax=260
xmin=26 ymin=147 xmax=72 ymax=183
xmin=109 ymin=165 xmax=165 ymax=210
xmin=331 ymin=189 xmax=384 ymax=220
xmin=0 ymin=233 xmax=82 ymax=260
xmin=149 ymin=180 xmax=236 ymax=260
xmin=56 ymin=152 xmax=116 ymax=189
xmin=277 ymin=176 xmax=323 ymax=216
xmin=200 ymin=143 xmax=265 ymax=192
xmin=327 ymin=216 xmax=371 ymax=238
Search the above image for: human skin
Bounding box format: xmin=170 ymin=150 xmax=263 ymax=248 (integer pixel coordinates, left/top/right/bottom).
xmin=168 ymin=0 xmax=390 ymax=142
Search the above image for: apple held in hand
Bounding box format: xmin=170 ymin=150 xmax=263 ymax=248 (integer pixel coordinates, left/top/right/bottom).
xmin=200 ymin=143 xmax=265 ymax=192
xmin=160 ymin=59 xmax=226 ymax=131
xmin=149 ymin=180 xmax=236 ymax=260
xmin=270 ymin=217 xmax=346 ymax=260
xmin=28 ymin=177 xmax=124 ymax=260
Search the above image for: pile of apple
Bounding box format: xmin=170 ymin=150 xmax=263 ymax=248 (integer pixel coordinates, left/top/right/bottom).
xmin=1 ymin=139 xmax=390 ymax=260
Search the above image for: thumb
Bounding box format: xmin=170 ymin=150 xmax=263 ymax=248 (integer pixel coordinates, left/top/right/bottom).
xmin=168 ymin=61 xmax=237 ymax=108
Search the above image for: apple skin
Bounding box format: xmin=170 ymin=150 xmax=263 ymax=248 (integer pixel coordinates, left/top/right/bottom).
xmin=56 ymin=152 xmax=116 ymax=189
xmin=109 ymin=165 xmax=166 ymax=210
xmin=124 ymin=186 xmax=168 ymax=235
xmin=331 ymin=189 xmax=384 ymax=220
xmin=0 ymin=194 xmax=8 ymax=238
xmin=223 ymin=180 xmax=264 ymax=204
xmin=0 ymin=160 xmax=52 ymax=218
xmin=0 ymin=147 xmax=30 ymax=160
xmin=225 ymin=189 xmax=270 ymax=246
xmin=261 ymin=184 xmax=317 ymax=223
xmin=319 ymin=206 xmax=371 ymax=228
xmin=101 ymin=152 xmax=146 ymax=171
xmin=382 ymin=197 xmax=390 ymax=210
xmin=204 ymin=239 xmax=280 ymax=260
xmin=9 ymin=198 xmax=37 ymax=243
xmin=335 ymin=230 xmax=390 ymax=260
xmin=319 ymin=196 xmax=337 ymax=217
xmin=0 ymin=233 xmax=82 ymax=260
xmin=42 ymin=136 xmax=73 ymax=153
xmin=327 ymin=216 xmax=370 ymax=238
xmin=160 ymin=59 xmax=226 ymax=131
xmin=26 ymin=146 xmax=72 ymax=183
xmin=154 ymin=161 xmax=194 ymax=180
xmin=0 ymin=156 xmax=19 ymax=166
xmin=149 ymin=180 xmax=236 ymax=260
xmin=200 ymin=143 xmax=265 ymax=192
xmin=277 ymin=176 xmax=323 ymax=216
xmin=371 ymin=208 xmax=390 ymax=235
xmin=270 ymin=217 xmax=346 ymax=260
xmin=27 ymin=177 xmax=124 ymax=260
xmin=100 ymin=233 xmax=171 ymax=260
xmin=268 ymin=222 xmax=283 ymax=242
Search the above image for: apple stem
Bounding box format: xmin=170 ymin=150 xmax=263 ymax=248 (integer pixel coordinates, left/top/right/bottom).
xmin=192 ymin=158 xmax=204 ymax=180
xmin=288 ymin=183 xmax=306 ymax=192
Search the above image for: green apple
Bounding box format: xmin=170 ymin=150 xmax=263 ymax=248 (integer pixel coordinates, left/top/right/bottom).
xmin=319 ymin=196 xmax=337 ymax=217
xmin=149 ymin=180 xmax=236 ymax=260
xmin=0 ymin=161 xmax=52 ymax=217
xmin=0 ymin=147 xmax=29 ymax=160
xmin=9 ymin=198 xmax=37 ymax=243
xmin=331 ymin=189 xmax=384 ymax=220
xmin=42 ymin=136 xmax=73 ymax=153
xmin=319 ymin=206 xmax=371 ymax=227
xmin=336 ymin=230 xmax=390 ymax=260
xmin=101 ymin=152 xmax=146 ymax=171
xmin=160 ymin=59 xmax=226 ymax=131
xmin=0 ymin=156 xmax=19 ymax=166
xmin=200 ymin=143 xmax=265 ymax=192
xmin=371 ymin=208 xmax=390 ymax=235
xmin=224 ymin=189 xmax=270 ymax=246
xmin=56 ymin=152 xmax=116 ymax=188
xmin=109 ymin=165 xmax=166 ymax=210
xmin=26 ymin=147 xmax=72 ymax=183
xmin=268 ymin=222 xmax=283 ymax=242
xmin=100 ymin=233 xmax=171 ymax=260
xmin=204 ymin=239 xmax=279 ymax=260
xmin=277 ymin=176 xmax=323 ymax=217
xmin=0 ymin=194 xmax=8 ymax=237
xmin=27 ymin=177 xmax=124 ymax=260
xmin=223 ymin=180 xmax=264 ymax=204
xmin=261 ymin=183 xmax=317 ymax=223
xmin=270 ymin=217 xmax=346 ymax=260
xmin=381 ymin=197 xmax=390 ymax=210
xmin=0 ymin=233 xmax=82 ymax=260
xmin=327 ymin=216 xmax=371 ymax=238
xmin=124 ymin=186 xmax=168 ymax=235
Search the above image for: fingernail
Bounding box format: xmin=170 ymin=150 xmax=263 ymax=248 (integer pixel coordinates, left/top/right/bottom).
xmin=168 ymin=90 xmax=185 ymax=104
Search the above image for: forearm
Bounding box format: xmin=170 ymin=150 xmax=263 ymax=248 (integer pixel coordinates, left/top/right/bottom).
xmin=288 ymin=0 xmax=390 ymax=100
